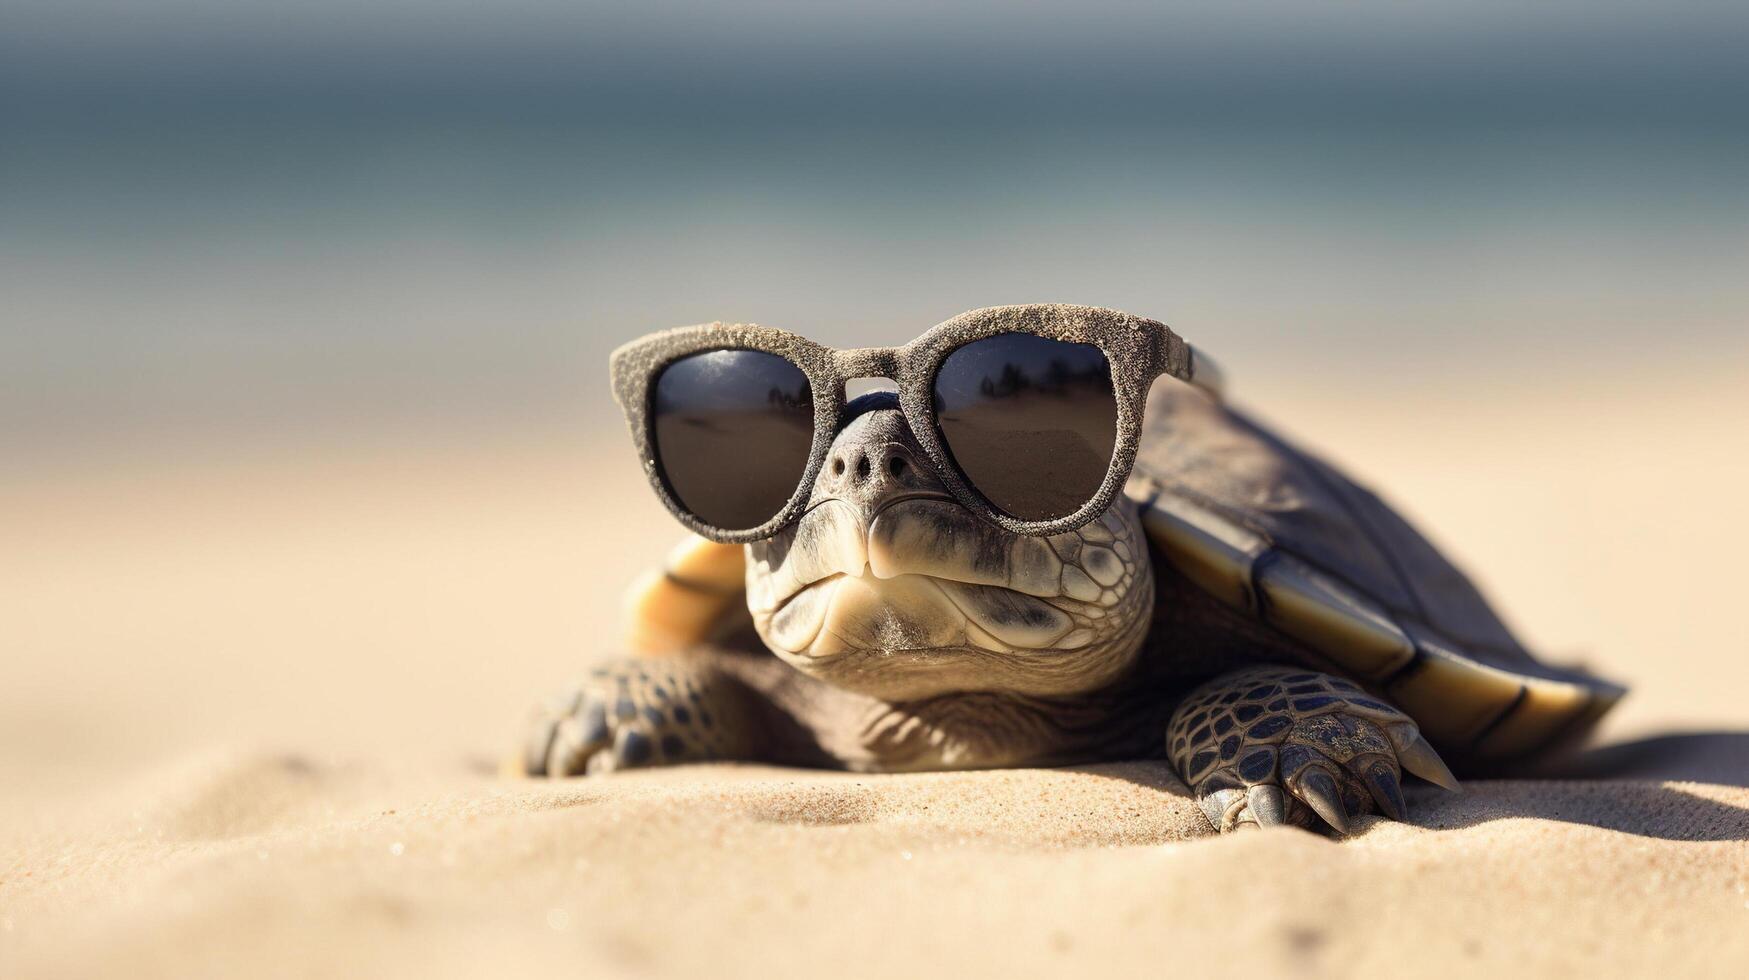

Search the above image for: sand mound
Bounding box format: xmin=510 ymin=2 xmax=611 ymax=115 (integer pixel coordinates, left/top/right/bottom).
xmin=4 ymin=741 xmax=1747 ymax=980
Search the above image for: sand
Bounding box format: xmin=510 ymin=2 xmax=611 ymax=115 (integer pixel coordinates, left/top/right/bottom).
xmin=4 ymin=756 xmax=1746 ymax=979
xmin=4 ymin=363 xmax=1748 ymax=978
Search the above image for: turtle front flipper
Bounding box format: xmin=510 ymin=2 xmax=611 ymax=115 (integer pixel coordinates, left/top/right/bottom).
xmin=1167 ymin=665 xmax=1460 ymax=835
xmin=521 ymin=657 xmax=766 ymax=777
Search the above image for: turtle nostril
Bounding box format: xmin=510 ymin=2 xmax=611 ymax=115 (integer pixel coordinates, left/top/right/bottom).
xmin=832 ymin=457 xmax=847 ymax=477
xmin=854 ymin=455 xmax=872 ymax=481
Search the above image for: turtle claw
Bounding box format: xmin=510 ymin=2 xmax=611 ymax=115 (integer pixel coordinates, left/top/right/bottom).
xmin=1295 ymin=767 xmax=1351 ymax=834
xmin=1247 ymin=784 xmax=1288 ymax=827
xmin=1362 ymin=761 xmax=1408 ymax=821
xmin=521 ymin=691 xmax=583 ymax=776
xmin=546 ymin=711 xmax=611 ymax=777
xmin=1397 ymin=733 xmax=1462 ymax=792
xmin=1198 ymin=788 xmax=1245 ymax=831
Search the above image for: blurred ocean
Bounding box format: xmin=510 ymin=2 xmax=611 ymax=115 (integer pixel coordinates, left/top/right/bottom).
xmin=5 ymin=0 xmax=1746 ymax=460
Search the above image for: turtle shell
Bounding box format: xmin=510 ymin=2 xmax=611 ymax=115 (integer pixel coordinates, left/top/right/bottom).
xmin=1129 ymin=380 xmax=1624 ymax=763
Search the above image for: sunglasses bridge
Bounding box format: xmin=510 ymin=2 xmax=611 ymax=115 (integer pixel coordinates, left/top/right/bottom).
xmin=830 ymin=348 xmax=904 ymax=384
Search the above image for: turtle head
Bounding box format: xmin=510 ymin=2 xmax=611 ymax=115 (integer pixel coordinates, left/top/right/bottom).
xmin=745 ymin=393 xmax=1154 ymax=702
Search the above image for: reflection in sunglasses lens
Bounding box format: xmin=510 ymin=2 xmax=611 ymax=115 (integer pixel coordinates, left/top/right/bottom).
xmin=933 ymin=333 xmax=1117 ymax=521
xmin=652 ymin=350 xmax=814 ymax=531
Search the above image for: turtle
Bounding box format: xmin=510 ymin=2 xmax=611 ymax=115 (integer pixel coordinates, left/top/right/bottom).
xmin=518 ymin=307 xmax=1625 ymax=835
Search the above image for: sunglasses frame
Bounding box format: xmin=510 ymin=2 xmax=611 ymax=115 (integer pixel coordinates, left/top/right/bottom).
xmin=609 ymin=303 xmax=1217 ymax=544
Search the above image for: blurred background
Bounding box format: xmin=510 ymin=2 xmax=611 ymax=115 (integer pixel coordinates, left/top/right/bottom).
xmin=4 ymin=1 xmax=1746 ymax=789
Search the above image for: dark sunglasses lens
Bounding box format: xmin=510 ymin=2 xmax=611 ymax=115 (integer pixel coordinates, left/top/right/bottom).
xmin=652 ymin=350 xmax=814 ymax=531
xmin=933 ymin=333 xmax=1118 ymax=522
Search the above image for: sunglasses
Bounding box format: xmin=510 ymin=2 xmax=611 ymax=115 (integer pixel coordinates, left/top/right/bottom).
xmin=610 ymin=303 xmax=1221 ymax=544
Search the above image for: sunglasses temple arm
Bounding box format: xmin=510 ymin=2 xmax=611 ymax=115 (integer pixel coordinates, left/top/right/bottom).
xmin=1186 ymin=345 xmax=1227 ymax=401
xmin=1151 ymin=325 xmax=1227 ymax=402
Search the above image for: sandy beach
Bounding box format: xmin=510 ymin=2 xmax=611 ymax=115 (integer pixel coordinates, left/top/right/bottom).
xmin=5 ymin=364 xmax=1748 ymax=978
